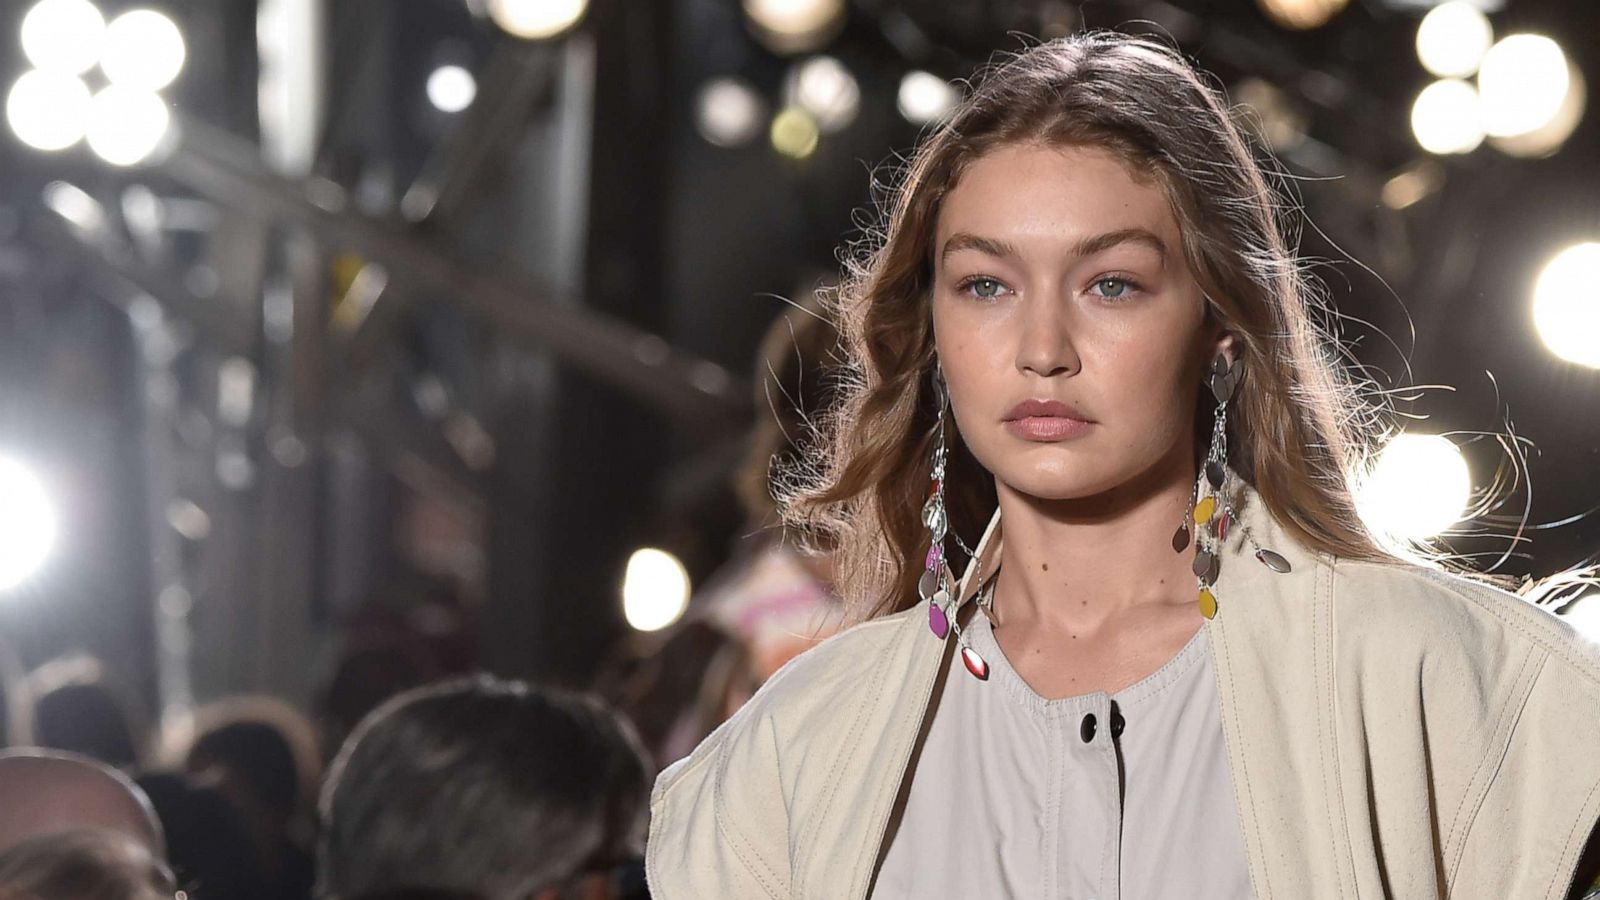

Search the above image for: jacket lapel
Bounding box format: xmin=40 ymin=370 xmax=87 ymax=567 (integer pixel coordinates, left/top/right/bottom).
xmin=1203 ymin=480 xmax=1355 ymax=897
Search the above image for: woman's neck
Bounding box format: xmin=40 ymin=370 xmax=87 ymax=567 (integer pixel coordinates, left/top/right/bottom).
xmin=989 ymin=458 xmax=1197 ymax=633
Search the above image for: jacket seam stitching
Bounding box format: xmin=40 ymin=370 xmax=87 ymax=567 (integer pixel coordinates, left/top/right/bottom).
xmin=1385 ymin=565 xmax=1600 ymax=686
xmin=851 ymin=622 xmax=946 ymax=899
xmin=651 ymin=738 xmax=721 ymax=808
xmin=711 ymin=727 xmax=785 ymax=898
xmin=1214 ymin=611 xmax=1271 ymax=899
xmin=1323 ymin=557 xmax=1360 ymax=896
xmin=1544 ymin=772 xmax=1600 ymax=900
xmin=1444 ymin=647 xmax=1547 ymax=890
xmin=799 ymin=615 xmax=901 ymax=896
xmin=1441 ymin=642 xmax=1540 ymax=881
xmin=646 ymin=764 xmax=672 ymax=897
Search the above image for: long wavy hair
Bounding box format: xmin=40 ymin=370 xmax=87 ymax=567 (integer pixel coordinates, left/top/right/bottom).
xmin=778 ymin=30 xmax=1402 ymax=623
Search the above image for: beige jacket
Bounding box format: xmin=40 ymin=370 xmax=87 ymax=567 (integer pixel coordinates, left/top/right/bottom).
xmin=646 ymin=484 xmax=1600 ymax=898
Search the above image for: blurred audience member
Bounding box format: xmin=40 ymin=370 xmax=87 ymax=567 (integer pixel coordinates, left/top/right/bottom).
xmin=184 ymin=697 xmax=319 ymax=900
xmin=318 ymin=675 xmax=651 ymax=900
xmin=605 ymin=295 xmax=847 ymax=766
xmin=599 ymin=620 xmax=756 ymax=770
xmin=0 ymin=751 xmax=162 ymax=856
xmin=134 ymin=772 xmax=264 ymax=900
xmin=315 ymin=637 xmax=443 ymax=765
xmin=0 ymin=829 xmax=173 ymax=900
xmin=710 ymin=292 xmax=848 ymax=679
xmin=26 ymin=658 xmax=142 ymax=770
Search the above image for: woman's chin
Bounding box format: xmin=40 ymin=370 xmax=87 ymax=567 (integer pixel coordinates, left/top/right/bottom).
xmin=995 ymin=469 xmax=1117 ymax=503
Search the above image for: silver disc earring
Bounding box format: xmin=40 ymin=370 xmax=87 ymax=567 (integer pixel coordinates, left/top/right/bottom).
xmin=919 ymin=369 xmax=989 ymax=679
xmin=1184 ymin=351 xmax=1291 ymax=621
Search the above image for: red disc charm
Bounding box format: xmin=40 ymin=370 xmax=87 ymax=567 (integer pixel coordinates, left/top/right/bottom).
xmin=1218 ymin=509 xmax=1232 ymax=542
xmin=961 ymin=645 xmax=989 ymax=680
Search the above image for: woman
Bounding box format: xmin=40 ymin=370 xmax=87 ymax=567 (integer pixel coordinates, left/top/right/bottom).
xmin=644 ymin=31 xmax=1600 ymax=899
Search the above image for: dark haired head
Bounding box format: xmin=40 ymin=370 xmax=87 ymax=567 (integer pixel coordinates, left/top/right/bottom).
xmin=32 ymin=683 xmax=139 ymax=771
xmin=317 ymin=675 xmax=651 ymax=900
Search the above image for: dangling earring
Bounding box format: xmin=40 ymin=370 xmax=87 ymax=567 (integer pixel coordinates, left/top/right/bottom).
xmin=920 ymin=366 xmax=990 ymax=679
xmin=1176 ymin=351 xmax=1291 ymax=621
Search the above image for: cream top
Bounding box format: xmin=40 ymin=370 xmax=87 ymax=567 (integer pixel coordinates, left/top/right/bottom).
xmin=871 ymin=610 xmax=1255 ymax=899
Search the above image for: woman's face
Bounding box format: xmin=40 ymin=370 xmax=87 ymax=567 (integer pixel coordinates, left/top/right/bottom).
xmin=930 ymin=142 xmax=1224 ymax=501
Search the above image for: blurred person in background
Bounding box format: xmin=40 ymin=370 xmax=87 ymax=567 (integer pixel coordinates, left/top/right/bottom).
xmin=182 ymin=697 xmax=320 ymax=900
xmin=598 ymin=618 xmax=754 ymax=771
xmin=314 ymin=634 xmax=446 ymax=766
xmin=0 ymin=829 xmax=174 ymax=900
xmin=706 ymin=292 xmax=848 ymax=680
xmin=317 ymin=674 xmax=651 ymax=900
xmin=133 ymin=772 xmax=265 ymax=900
xmin=602 ymin=294 xmax=847 ymax=768
xmin=25 ymin=658 xmax=142 ymax=771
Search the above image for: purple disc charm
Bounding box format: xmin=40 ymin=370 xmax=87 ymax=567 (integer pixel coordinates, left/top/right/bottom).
xmin=926 ymin=543 xmax=944 ymax=570
xmin=928 ymin=600 xmax=950 ymax=639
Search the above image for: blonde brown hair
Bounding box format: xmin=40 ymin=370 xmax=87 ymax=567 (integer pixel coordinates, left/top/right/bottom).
xmin=780 ymin=30 xmax=1400 ymax=623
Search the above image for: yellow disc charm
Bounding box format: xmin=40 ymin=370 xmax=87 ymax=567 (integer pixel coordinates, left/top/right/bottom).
xmin=1194 ymin=496 xmax=1217 ymax=524
xmin=1198 ymin=587 xmax=1218 ymax=619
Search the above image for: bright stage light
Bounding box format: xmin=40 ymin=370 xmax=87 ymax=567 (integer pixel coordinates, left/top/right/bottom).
xmin=1532 ymin=242 xmax=1600 ymax=369
xmin=6 ymin=70 xmax=91 ymax=151
xmin=1478 ymin=35 xmax=1585 ymax=158
xmin=695 ymin=77 xmax=765 ymax=148
xmin=1356 ymin=434 xmax=1471 ymax=542
xmin=488 ymin=0 xmax=588 ymax=40
xmin=1410 ymin=79 xmax=1484 ymax=154
xmin=21 ymin=0 xmax=105 ymax=76
xmin=1560 ymin=593 xmax=1600 ymax=643
xmin=1256 ymin=0 xmax=1349 ymax=30
xmin=897 ymin=70 xmax=959 ymax=126
xmin=784 ymin=55 xmax=858 ymax=133
xmin=770 ymin=106 xmax=819 ymax=159
xmin=426 ymin=64 xmax=476 ymax=113
xmin=1478 ymin=35 xmax=1572 ymax=138
xmin=1416 ymin=2 xmax=1492 ymax=79
xmin=742 ymin=0 xmax=846 ymax=55
xmin=0 ymin=458 xmax=57 ymax=591
xmin=85 ymin=85 xmax=173 ymax=166
xmin=101 ymin=9 xmax=186 ymax=91
xmin=622 ymin=547 xmax=691 ymax=632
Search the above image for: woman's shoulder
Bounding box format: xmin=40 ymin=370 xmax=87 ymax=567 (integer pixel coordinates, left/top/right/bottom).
xmin=1330 ymin=556 xmax=1600 ymax=687
xmin=645 ymin=606 xmax=922 ymax=896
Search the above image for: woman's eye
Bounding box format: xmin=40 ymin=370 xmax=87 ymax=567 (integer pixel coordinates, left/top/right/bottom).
xmin=958 ymin=277 xmax=1006 ymax=300
xmin=1090 ymin=277 xmax=1138 ymax=300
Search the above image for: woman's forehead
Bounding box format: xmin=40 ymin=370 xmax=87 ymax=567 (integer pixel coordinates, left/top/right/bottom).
xmin=936 ymin=144 xmax=1179 ymax=253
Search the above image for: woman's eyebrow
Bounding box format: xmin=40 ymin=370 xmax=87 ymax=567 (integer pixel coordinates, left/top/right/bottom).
xmin=938 ymin=227 xmax=1169 ymax=267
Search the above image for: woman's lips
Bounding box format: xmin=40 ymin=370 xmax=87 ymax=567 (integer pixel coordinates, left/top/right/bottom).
xmin=1002 ymin=399 xmax=1094 ymax=442
xmin=1005 ymin=416 xmax=1094 ymax=442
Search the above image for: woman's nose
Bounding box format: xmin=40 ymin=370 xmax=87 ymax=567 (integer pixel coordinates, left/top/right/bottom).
xmin=1015 ymin=299 xmax=1080 ymax=377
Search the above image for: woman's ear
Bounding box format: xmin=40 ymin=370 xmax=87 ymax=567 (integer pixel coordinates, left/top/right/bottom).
xmin=1212 ymin=330 xmax=1237 ymax=366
